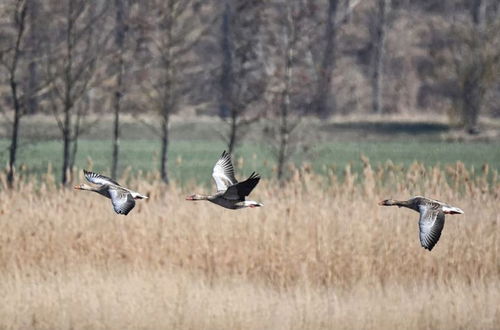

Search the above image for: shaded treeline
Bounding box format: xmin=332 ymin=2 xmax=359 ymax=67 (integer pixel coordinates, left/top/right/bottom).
xmin=0 ymin=0 xmax=499 ymax=185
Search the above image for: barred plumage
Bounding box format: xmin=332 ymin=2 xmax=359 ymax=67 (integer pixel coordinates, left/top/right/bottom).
xmin=75 ymin=170 xmax=148 ymax=216
xmin=379 ymin=196 xmax=463 ymax=251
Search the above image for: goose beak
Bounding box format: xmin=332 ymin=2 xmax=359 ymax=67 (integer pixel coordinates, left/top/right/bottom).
xmin=74 ymin=185 xmax=82 ymax=190
xmin=249 ymin=202 xmax=263 ymax=208
xmin=378 ymin=199 xmax=393 ymax=206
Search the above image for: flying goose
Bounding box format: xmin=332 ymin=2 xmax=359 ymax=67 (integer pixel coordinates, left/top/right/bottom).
xmin=74 ymin=170 xmax=148 ymax=215
xmin=186 ymin=150 xmax=263 ymax=209
xmin=379 ymin=196 xmax=463 ymax=251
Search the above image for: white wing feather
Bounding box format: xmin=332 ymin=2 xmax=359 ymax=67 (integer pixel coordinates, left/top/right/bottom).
xmin=212 ymin=151 xmax=237 ymax=191
xmin=84 ymin=170 xmax=120 ymax=186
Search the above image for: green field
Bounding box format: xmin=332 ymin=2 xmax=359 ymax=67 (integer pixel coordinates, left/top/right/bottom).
xmin=2 ymin=138 xmax=499 ymax=186
xmin=1 ymin=115 xmax=499 ymax=185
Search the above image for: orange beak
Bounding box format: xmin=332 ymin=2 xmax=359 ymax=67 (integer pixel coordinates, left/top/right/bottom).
xmin=74 ymin=185 xmax=81 ymax=190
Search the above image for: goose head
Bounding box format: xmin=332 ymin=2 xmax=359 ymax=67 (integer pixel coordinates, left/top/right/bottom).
xmin=74 ymin=183 xmax=94 ymax=191
xmin=185 ymin=194 xmax=207 ymax=201
xmin=378 ymin=199 xmax=396 ymax=206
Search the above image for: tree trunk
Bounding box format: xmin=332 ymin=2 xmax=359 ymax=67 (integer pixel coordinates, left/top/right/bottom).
xmin=62 ymin=100 xmax=71 ymax=185
xmin=228 ymin=110 xmax=237 ymax=153
xmin=219 ymin=1 xmax=232 ymax=119
xmin=62 ymin=132 xmax=71 ymax=185
xmin=111 ymin=0 xmax=126 ymax=178
xmin=371 ymin=0 xmax=389 ymax=114
xmin=462 ymin=0 xmax=487 ymax=134
xmin=221 ymin=1 xmax=238 ymax=153
xmin=312 ymin=0 xmax=338 ymax=118
xmin=158 ymin=0 xmax=174 ymax=184
xmin=160 ymin=113 xmax=169 ymax=184
xmin=69 ymin=103 xmax=84 ymax=175
xmin=7 ymin=105 xmax=20 ymax=188
xmin=277 ymin=5 xmax=294 ymax=181
xmin=60 ymin=0 xmax=77 ymax=185
xmin=111 ymin=86 xmax=121 ymax=178
xmin=26 ymin=0 xmax=39 ymax=115
xmin=462 ymin=63 xmax=483 ymax=134
xmin=471 ymin=0 xmax=487 ymax=28
xmin=7 ymin=1 xmax=27 ymax=188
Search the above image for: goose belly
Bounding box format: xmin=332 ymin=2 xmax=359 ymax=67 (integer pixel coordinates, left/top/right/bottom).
xmin=209 ymin=198 xmax=242 ymax=210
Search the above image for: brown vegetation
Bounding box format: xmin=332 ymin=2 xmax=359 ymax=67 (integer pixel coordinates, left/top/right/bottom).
xmin=0 ymin=162 xmax=498 ymax=329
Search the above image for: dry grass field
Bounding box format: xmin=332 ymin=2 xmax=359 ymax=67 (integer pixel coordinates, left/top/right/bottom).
xmin=0 ymin=161 xmax=499 ymax=329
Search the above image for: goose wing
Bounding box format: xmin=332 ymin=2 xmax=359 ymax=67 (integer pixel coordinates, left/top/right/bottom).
xmin=212 ymin=150 xmax=238 ymax=192
xmin=108 ymin=187 xmax=136 ymax=215
xmin=418 ymin=204 xmax=445 ymax=251
xmin=84 ymin=169 xmax=120 ymax=186
xmin=223 ymin=172 xmax=260 ymax=201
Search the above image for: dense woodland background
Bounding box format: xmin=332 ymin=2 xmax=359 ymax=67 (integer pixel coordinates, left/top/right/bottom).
xmin=1 ymin=0 xmax=500 ymax=185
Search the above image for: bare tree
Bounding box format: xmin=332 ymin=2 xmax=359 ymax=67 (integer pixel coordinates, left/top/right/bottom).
xmin=219 ymin=1 xmax=231 ymax=119
xmin=137 ymin=0 xmax=207 ymax=183
xmin=25 ymin=0 xmax=41 ymax=115
xmin=458 ymin=0 xmax=499 ymax=133
xmin=275 ymin=2 xmax=296 ymax=180
xmin=218 ymin=0 xmax=267 ymax=153
xmin=111 ymin=0 xmax=128 ymax=178
xmin=429 ymin=0 xmax=500 ymax=133
xmin=370 ymin=0 xmax=390 ymax=114
xmin=0 ymin=0 xmax=27 ymax=188
xmin=263 ymin=0 xmax=311 ymax=181
xmin=43 ymin=0 xmax=109 ymax=185
xmin=311 ymin=0 xmax=339 ymax=118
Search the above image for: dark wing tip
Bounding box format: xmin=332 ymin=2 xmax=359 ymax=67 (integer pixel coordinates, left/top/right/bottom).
xmin=83 ymin=169 xmax=98 ymax=177
xmin=249 ymin=172 xmax=261 ymax=180
xmin=421 ymin=237 xmax=438 ymax=251
xmin=83 ymin=169 xmax=94 ymax=179
xmin=217 ymin=150 xmax=232 ymax=165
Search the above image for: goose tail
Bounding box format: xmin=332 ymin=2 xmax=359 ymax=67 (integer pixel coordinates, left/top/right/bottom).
xmin=442 ymin=205 xmax=463 ymax=214
xmin=131 ymin=191 xmax=149 ymax=199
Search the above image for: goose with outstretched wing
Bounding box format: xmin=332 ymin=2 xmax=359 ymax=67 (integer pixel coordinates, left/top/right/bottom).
xmin=74 ymin=170 xmax=148 ymax=215
xmin=379 ymin=196 xmax=463 ymax=251
xmin=186 ymin=150 xmax=263 ymax=209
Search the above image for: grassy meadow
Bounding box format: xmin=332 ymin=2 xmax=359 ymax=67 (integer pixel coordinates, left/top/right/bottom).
xmin=0 ymin=161 xmax=499 ymax=329
xmin=4 ymin=139 xmax=500 ymax=184
xmin=1 ymin=116 xmax=499 ymax=329
xmin=2 ymin=115 xmax=500 ymax=186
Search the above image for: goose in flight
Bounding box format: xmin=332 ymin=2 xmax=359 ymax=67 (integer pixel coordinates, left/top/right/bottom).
xmin=379 ymin=196 xmax=463 ymax=251
xmin=74 ymin=170 xmax=148 ymax=215
xmin=186 ymin=150 xmax=263 ymax=209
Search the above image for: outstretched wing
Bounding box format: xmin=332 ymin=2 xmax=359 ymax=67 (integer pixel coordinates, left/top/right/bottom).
xmin=418 ymin=205 xmax=445 ymax=251
xmin=223 ymin=172 xmax=260 ymax=201
xmin=84 ymin=169 xmax=120 ymax=186
xmin=212 ymin=150 xmax=237 ymax=192
xmin=108 ymin=188 xmax=136 ymax=215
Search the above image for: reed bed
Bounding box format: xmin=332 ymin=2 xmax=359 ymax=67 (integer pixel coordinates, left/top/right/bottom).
xmin=0 ymin=161 xmax=498 ymax=329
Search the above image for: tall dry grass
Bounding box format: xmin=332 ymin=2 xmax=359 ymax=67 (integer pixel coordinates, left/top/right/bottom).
xmin=0 ymin=161 xmax=499 ymax=329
